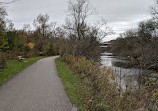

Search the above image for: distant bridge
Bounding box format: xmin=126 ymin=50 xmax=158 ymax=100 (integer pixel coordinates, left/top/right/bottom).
xmin=100 ymin=42 xmax=111 ymax=48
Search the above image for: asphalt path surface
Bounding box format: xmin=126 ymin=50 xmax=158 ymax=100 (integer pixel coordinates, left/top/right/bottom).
xmin=0 ymin=56 xmax=77 ymax=111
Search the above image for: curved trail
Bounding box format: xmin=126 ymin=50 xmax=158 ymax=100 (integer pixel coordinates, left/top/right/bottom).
xmin=0 ymin=56 xmax=76 ymax=111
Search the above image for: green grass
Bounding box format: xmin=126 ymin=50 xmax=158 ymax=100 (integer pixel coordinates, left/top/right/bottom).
xmin=0 ymin=57 xmax=44 ymax=84
xmin=55 ymin=58 xmax=94 ymax=111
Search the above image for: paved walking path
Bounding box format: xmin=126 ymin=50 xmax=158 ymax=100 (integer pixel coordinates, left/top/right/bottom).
xmin=0 ymin=56 xmax=76 ymax=111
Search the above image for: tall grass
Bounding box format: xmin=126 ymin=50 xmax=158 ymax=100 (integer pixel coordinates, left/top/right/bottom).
xmin=60 ymin=54 xmax=149 ymax=111
xmin=56 ymin=58 xmax=93 ymax=111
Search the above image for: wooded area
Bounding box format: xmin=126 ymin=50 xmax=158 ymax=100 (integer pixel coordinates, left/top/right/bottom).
xmin=109 ymin=2 xmax=158 ymax=71
xmin=0 ymin=0 xmax=110 ymax=70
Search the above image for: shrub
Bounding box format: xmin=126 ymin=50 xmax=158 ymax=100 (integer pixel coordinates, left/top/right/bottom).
xmin=59 ymin=48 xmax=66 ymax=57
xmin=61 ymin=54 xmax=148 ymax=111
xmin=24 ymin=45 xmax=31 ymax=52
xmin=145 ymin=77 xmax=158 ymax=110
xmin=43 ymin=43 xmax=55 ymax=56
xmin=4 ymin=50 xmax=17 ymax=60
xmin=0 ymin=52 xmax=6 ymax=69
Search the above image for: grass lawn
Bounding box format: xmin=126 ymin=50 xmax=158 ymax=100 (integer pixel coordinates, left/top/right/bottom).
xmin=0 ymin=57 xmax=44 ymax=84
xmin=55 ymin=58 xmax=93 ymax=111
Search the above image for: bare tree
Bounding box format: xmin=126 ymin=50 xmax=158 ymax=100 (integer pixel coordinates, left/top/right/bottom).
xmin=33 ymin=14 xmax=50 ymax=39
xmin=64 ymin=0 xmax=111 ymax=58
xmin=65 ymin=0 xmax=95 ymax=40
xmin=150 ymin=0 xmax=158 ymax=19
xmin=33 ymin=14 xmax=52 ymax=51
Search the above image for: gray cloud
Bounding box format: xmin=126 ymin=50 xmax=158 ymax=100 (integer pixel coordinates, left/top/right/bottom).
xmin=5 ymin=0 xmax=155 ymax=41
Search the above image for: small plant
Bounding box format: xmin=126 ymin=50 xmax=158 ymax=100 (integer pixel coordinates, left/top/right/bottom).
xmin=145 ymin=77 xmax=158 ymax=111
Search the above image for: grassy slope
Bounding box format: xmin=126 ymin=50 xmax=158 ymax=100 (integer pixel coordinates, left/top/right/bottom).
xmin=55 ymin=58 xmax=93 ymax=111
xmin=0 ymin=57 xmax=44 ymax=84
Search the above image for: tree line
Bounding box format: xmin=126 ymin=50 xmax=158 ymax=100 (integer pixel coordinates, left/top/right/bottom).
xmin=0 ymin=0 xmax=110 ymax=69
xmin=109 ymin=1 xmax=158 ymax=71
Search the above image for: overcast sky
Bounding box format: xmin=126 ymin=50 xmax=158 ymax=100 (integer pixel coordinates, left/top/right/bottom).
xmin=3 ymin=0 xmax=155 ymax=41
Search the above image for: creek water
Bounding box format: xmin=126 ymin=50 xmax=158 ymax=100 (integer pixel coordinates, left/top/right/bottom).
xmin=100 ymin=52 xmax=156 ymax=90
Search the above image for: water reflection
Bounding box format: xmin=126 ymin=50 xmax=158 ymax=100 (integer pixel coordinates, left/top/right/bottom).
xmin=100 ymin=52 xmax=156 ymax=90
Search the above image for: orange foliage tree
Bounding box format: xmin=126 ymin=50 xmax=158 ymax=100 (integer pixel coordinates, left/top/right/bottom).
xmin=27 ymin=42 xmax=35 ymax=49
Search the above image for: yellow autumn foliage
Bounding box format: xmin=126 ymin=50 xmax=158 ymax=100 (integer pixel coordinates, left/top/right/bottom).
xmin=145 ymin=77 xmax=158 ymax=110
xmin=27 ymin=42 xmax=35 ymax=49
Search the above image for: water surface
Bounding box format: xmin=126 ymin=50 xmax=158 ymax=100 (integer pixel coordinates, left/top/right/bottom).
xmin=100 ymin=52 xmax=156 ymax=90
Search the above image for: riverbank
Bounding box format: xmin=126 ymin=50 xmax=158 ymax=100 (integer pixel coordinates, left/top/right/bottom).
xmin=0 ymin=57 xmax=45 ymax=84
xmin=56 ymin=55 xmax=148 ymax=111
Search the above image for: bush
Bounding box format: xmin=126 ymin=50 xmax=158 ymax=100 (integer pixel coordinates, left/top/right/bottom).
xmin=43 ymin=43 xmax=55 ymax=56
xmin=4 ymin=50 xmax=17 ymax=60
xmin=61 ymin=54 xmax=148 ymax=111
xmin=59 ymin=48 xmax=66 ymax=57
xmin=24 ymin=45 xmax=31 ymax=52
xmin=0 ymin=52 xmax=6 ymax=69
xmin=145 ymin=77 xmax=158 ymax=111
